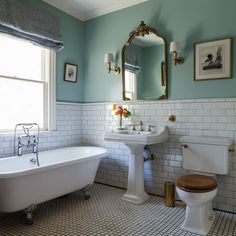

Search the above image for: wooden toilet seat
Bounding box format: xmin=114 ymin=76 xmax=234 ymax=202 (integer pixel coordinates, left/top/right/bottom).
xmin=176 ymin=174 xmax=217 ymax=193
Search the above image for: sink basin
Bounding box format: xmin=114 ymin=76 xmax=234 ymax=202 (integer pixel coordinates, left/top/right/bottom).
xmin=104 ymin=126 xmax=168 ymax=145
xmin=104 ymin=126 xmax=169 ymax=204
xmin=114 ymin=130 xmax=153 ymax=135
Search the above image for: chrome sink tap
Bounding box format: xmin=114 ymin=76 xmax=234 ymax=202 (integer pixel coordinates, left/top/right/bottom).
xmin=148 ymin=125 xmax=155 ymax=132
xmin=140 ymin=121 xmax=144 ymax=131
xmin=129 ymin=123 xmax=136 ymax=131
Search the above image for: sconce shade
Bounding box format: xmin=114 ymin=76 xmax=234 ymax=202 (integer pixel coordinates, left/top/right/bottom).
xmin=170 ymin=41 xmax=182 ymax=53
xmin=104 ymin=53 xmax=114 ymax=63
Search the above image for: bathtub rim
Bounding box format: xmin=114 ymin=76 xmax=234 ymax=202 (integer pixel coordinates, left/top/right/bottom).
xmin=0 ymin=146 xmax=107 ymax=179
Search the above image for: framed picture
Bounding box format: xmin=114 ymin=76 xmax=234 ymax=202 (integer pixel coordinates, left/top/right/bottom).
xmin=194 ymin=38 xmax=232 ymax=80
xmin=64 ymin=63 xmax=78 ymax=83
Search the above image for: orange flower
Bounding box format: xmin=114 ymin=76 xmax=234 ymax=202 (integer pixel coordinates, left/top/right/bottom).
xmin=112 ymin=103 xmax=117 ymax=111
xmin=115 ymin=106 xmax=123 ymax=115
xmin=112 ymin=104 xmax=131 ymax=118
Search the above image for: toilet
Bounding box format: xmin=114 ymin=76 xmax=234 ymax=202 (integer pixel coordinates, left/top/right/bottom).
xmin=176 ymin=136 xmax=233 ymax=235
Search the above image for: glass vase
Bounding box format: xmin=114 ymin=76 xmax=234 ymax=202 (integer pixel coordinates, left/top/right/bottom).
xmin=118 ymin=115 xmax=123 ymax=130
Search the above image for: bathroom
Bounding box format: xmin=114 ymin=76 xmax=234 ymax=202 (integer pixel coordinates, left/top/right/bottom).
xmin=0 ymin=0 xmax=236 ymax=235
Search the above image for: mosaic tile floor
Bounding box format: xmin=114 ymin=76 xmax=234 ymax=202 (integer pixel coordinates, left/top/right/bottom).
xmin=0 ymin=183 xmax=236 ymax=236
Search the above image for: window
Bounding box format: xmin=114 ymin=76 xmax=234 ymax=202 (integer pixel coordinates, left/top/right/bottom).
xmin=125 ymin=70 xmax=137 ymax=100
xmin=0 ymin=34 xmax=56 ymax=132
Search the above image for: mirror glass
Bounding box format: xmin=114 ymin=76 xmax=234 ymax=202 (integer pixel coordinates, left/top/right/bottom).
xmin=122 ymin=21 xmax=167 ymax=101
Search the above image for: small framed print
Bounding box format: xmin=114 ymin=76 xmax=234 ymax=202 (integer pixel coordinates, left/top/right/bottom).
xmin=64 ymin=63 xmax=78 ymax=83
xmin=194 ymin=38 xmax=232 ymax=81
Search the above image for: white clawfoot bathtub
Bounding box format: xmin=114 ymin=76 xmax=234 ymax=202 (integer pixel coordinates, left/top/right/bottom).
xmin=0 ymin=146 xmax=107 ymax=213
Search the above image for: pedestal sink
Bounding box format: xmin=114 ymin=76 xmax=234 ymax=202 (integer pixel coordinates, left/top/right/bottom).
xmin=104 ymin=126 xmax=169 ymax=204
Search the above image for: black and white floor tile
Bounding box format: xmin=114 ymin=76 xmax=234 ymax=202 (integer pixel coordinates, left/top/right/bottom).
xmin=0 ymin=184 xmax=235 ymax=236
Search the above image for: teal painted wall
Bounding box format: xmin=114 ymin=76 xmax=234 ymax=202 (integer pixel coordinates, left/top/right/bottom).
xmin=83 ymin=0 xmax=236 ymax=102
xmin=142 ymin=45 xmax=165 ymax=99
xmin=29 ymin=0 xmax=84 ymax=102
xmin=128 ymin=44 xmax=165 ymax=100
xmin=29 ymin=0 xmax=236 ymax=102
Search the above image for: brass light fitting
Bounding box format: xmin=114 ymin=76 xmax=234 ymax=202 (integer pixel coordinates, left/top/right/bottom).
xmin=168 ymin=115 xmax=176 ymax=122
xmin=173 ymin=51 xmax=184 ymax=65
xmin=104 ymin=53 xmax=120 ymax=75
xmin=170 ymin=42 xmax=184 ymax=66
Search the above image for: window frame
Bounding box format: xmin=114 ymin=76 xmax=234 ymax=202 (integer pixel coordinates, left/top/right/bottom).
xmin=125 ymin=70 xmax=137 ymax=100
xmin=0 ymin=39 xmax=56 ymax=133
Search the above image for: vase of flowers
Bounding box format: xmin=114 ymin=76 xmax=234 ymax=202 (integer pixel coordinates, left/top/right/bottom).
xmin=112 ymin=104 xmax=132 ymax=130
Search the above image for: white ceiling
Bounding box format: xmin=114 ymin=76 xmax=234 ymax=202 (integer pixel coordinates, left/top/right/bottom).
xmin=42 ymin=0 xmax=148 ymax=21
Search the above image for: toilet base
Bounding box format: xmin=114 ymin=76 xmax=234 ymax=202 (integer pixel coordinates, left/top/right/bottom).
xmin=177 ymin=187 xmax=217 ymax=236
xmin=181 ymin=204 xmax=216 ymax=235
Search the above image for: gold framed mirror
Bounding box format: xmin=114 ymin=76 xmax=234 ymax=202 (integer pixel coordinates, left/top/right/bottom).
xmin=122 ymin=21 xmax=168 ymax=101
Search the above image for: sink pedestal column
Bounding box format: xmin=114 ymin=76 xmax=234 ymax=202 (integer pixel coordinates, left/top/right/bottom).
xmin=121 ymin=144 xmax=149 ymax=204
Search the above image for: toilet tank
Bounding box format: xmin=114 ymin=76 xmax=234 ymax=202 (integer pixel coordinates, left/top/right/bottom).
xmin=179 ymin=136 xmax=233 ymax=175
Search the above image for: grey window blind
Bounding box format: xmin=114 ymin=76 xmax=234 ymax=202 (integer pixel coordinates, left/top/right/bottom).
xmin=0 ymin=0 xmax=64 ymax=51
xmin=125 ymin=52 xmax=141 ymax=74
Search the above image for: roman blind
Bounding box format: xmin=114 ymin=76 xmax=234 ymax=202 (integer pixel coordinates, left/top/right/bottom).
xmin=0 ymin=0 xmax=64 ymax=51
xmin=125 ymin=46 xmax=141 ymax=74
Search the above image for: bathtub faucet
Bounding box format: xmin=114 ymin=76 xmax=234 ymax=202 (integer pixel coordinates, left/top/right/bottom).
xmin=14 ymin=123 xmax=40 ymax=167
xmin=17 ymin=135 xmax=38 ymax=156
xmin=27 ymin=135 xmax=38 ymax=153
xmin=17 ymin=138 xmax=23 ymax=156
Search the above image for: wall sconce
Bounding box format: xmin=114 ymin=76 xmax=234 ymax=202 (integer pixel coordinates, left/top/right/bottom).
xmin=170 ymin=42 xmax=184 ymax=65
xmin=104 ymin=53 xmax=120 ymax=75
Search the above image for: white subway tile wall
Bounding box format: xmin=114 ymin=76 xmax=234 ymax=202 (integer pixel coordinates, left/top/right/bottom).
xmin=81 ymin=99 xmax=236 ymax=214
xmin=0 ymin=102 xmax=82 ymax=157
xmin=0 ymin=99 xmax=236 ymax=213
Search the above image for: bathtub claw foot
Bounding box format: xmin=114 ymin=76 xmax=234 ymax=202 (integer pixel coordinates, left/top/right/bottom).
xmin=24 ymin=204 xmax=37 ymax=225
xmin=84 ymin=192 xmax=90 ymax=200
xmin=81 ymin=185 xmax=92 ymax=200
xmin=26 ymin=212 xmax=33 ymax=225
